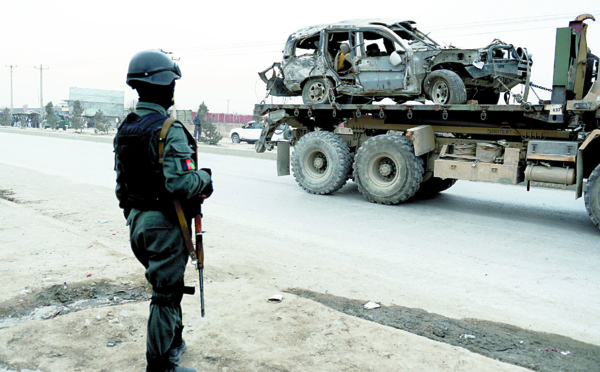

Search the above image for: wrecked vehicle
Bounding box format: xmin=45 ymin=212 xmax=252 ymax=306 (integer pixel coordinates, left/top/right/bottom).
xmin=259 ymin=19 xmax=533 ymax=105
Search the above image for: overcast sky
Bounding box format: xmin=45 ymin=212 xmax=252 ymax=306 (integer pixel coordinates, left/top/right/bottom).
xmin=1 ymin=0 xmax=599 ymax=115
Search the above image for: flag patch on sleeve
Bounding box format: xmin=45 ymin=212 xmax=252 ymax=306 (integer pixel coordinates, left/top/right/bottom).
xmin=181 ymin=158 xmax=196 ymax=171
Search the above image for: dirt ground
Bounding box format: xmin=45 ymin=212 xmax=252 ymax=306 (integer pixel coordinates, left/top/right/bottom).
xmin=0 ymin=128 xmax=596 ymax=371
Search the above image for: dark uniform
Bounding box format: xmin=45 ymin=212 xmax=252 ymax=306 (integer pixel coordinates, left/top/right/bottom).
xmin=114 ymin=50 xmax=211 ymax=372
xmin=193 ymin=114 xmax=202 ymax=140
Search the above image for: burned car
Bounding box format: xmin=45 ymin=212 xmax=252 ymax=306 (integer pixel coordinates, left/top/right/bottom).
xmin=259 ymin=19 xmax=533 ymax=105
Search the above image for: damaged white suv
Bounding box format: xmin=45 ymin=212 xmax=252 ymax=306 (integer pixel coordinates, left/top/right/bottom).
xmin=259 ymin=19 xmax=532 ymax=105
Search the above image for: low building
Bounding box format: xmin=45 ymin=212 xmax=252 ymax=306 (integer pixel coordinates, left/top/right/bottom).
xmin=67 ymin=87 xmax=124 ymax=119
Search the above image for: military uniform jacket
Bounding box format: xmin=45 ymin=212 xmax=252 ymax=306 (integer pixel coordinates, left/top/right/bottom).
xmin=114 ymin=102 xmax=211 ymax=220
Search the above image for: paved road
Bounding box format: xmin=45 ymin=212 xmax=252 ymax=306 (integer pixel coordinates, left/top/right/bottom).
xmin=1 ymin=130 xmax=599 ymax=347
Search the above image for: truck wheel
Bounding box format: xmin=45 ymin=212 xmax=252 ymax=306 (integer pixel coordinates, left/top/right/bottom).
xmin=353 ymin=134 xmax=424 ymax=204
xmin=231 ymin=133 xmax=241 ymax=143
xmin=584 ymin=163 xmax=600 ymax=229
xmin=291 ymin=131 xmax=352 ymax=194
xmin=424 ymin=70 xmax=467 ymax=104
xmin=302 ymin=78 xmax=332 ymax=105
xmin=416 ymin=177 xmax=457 ymax=198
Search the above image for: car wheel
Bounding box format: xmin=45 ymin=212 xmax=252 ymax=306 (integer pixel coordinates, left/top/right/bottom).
xmin=291 ymin=131 xmax=352 ymax=194
xmin=353 ymin=134 xmax=424 ymax=204
xmin=231 ymin=133 xmax=241 ymax=143
xmin=424 ymin=70 xmax=467 ymax=104
xmin=302 ymin=78 xmax=332 ymax=105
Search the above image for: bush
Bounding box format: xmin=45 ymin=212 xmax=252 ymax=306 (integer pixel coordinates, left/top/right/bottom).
xmin=198 ymin=119 xmax=222 ymax=145
xmin=1 ymin=108 xmax=11 ymax=126
xmin=93 ymin=109 xmax=110 ymax=134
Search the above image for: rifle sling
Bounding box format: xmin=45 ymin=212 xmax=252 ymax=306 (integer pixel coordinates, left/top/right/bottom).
xmin=158 ymin=118 xmax=198 ymax=263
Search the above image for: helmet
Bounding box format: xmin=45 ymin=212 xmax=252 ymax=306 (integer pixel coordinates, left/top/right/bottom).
xmin=126 ymin=50 xmax=181 ymax=87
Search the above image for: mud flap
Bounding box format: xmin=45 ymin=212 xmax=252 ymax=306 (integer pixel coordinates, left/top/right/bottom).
xmin=576 ymin=149 xmax=584 ymax=199
xmin=277 ymin=141 xmax=290 ymax=176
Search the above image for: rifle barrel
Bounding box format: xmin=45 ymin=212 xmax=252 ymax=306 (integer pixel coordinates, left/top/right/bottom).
xmin=195 ymin=213 xmax=205 ymax=317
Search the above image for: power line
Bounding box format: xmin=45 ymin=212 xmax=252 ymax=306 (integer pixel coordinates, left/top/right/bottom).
xmin=3 ymin=12 xmax=597 ymax=77
xmin=4 ymin=65 xmax=17 ymax=116
xmin=34 ymin=65 xmax=49 ymax=117
xmin=423 ymin=10 xmax=600 ymax=31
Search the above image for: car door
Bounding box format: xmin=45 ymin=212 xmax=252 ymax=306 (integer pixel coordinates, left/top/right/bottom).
xmin=240 ymin=122 xmax=263 ymax=141
xmin=281 ymin=33 xmax=321 ymax=92
xmin=354 ymin=30 xmax=407 ymax=93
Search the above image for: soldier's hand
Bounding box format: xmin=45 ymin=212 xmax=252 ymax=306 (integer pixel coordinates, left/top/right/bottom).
xmin=201 ymin=182 xmax=213 ymax=198
xmin=199 ymin=168 xmax=213 ymax=198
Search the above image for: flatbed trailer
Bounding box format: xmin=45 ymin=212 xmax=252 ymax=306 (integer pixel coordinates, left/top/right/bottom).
xmin=253 ymin=16 xmax=600 ymax=230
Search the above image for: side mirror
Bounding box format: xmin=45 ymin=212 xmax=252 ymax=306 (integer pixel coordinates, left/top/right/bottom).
xmin=390 ymin=51 xmax=403 ymax=67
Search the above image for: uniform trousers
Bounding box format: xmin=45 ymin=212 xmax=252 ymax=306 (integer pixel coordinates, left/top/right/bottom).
xmin=127 ymin=208 xmax=189 ymax=359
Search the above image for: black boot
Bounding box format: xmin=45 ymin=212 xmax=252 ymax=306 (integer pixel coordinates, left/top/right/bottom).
xmin=146 ymin=352 xmax=198 ymax=372
xmin=168 ymin=326 xmax=187 ymax=365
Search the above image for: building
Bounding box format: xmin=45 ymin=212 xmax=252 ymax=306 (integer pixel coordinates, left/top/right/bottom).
xmin=67 ymin=88 xmax=124 ymax=119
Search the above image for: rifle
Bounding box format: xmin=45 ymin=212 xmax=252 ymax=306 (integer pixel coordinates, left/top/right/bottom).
xmin=194 ymin=200 xmax=205 ymax=317
xmin=158 ymin=118 xmax=208 ymax=316
xmin=172 ymin=198 xmax=205 ymax=317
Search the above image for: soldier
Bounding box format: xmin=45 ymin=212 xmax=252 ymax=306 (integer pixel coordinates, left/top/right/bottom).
xmin=192 ymin=112 xmax=202 ymax=140
xmin=114 ymin=50 xmax=213 ymax=372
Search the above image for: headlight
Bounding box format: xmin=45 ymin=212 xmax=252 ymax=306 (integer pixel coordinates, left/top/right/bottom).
xmin=516 ymin=47 xmax=532 ymax=60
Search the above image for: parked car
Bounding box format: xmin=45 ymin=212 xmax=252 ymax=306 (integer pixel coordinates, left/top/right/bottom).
xmin=259 ymin=19 xmax=532 ymax=105
xmin=230 ymin=121 xmax=291 ymax=143
xmin=42 ymin=117 xmax=69 ymax=130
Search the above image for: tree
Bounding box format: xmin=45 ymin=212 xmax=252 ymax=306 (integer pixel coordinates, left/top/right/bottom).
xmin=71 ymin=100 xmax=85 ymax=132
xmin=198 ymin=117 xmax=222 ymax=145
xmin=196 ymin=102 xmax=222 ymax=145
xmin=94 ymin=109 xmax=110 ymax=134
xmin=45 ymin=102 xmax=58 ymax=129
xmin=1 ymin=108 xmax=11 ymax=126
xmin=197 ymin=102 xmax=208 ymax=117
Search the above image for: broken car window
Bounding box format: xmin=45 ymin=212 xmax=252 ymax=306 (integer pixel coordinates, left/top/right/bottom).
xmin=294 ymin=35 xmax=319 ymax=57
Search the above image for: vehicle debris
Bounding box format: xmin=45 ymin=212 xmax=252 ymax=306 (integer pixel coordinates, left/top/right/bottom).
xmin=363 ymin=301 xmax=381 ymax=310
xmin=268 ymin=293 xmax=283 ymax=302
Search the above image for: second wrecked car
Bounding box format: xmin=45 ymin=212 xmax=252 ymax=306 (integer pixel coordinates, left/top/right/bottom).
xmin=259 ymin=19 xmax=533 ymax=105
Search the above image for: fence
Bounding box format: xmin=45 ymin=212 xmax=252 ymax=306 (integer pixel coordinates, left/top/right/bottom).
xmin=204 ymin=113 xmax=254 ymax=124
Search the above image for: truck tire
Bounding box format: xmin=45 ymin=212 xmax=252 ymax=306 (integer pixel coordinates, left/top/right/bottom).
xmin=424 ymin=70 xmax=467 ymax=104
xmin=291 ymin=131 xmax=352 ymax=194
xmin=353 ymin=134 xmax=424 ymax=204
xmin=231 ymin=133 xmax=241 ymax=143
xmin=302 ymin=78 xmax=332 ymax=105
xmin=584 ymin=163 xmax=600 ymax=229
xmin=416 ymin=177 xmax=457 ymax=198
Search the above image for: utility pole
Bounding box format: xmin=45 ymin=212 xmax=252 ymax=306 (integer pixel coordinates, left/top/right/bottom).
xmin=34 ymin=65 xmax=49 ymax=119
xmin=159 ymin=50 xmax=180 ymax=120
xmin=6 ymin=65 xmax=17 ymax=117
